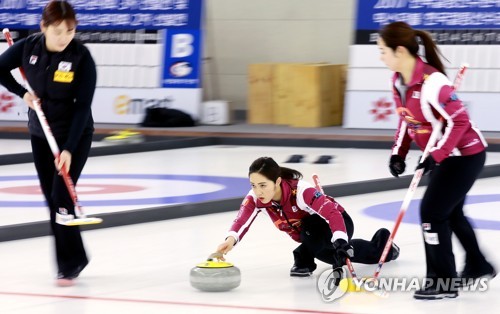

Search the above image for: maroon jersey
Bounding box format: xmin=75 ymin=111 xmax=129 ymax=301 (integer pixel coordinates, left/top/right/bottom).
xmin=226 ymin=179 xmax=347 ymax=244
xmin=391 ymin=57 xmax=487 ymax=163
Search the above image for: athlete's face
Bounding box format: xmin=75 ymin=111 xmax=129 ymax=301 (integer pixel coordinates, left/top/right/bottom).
xmin=41 ymin=20 xmax=76 ymax=52
xmin=377 ymin=38 xmax=399 ymax=72
xmin=249 ymin=173 xmax=281 ymax=204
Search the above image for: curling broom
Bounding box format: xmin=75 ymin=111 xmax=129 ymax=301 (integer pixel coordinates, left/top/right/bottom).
xmin=3 ymin=28 xmax=102 ymax=226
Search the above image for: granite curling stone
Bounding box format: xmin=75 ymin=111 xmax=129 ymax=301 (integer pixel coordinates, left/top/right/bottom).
xmin=190 ymin=259 xmax=241 ymax=292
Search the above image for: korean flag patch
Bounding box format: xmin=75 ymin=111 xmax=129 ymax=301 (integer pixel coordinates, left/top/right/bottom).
xmin=29 ymin=55 xmax=38 ymax=65
xmin=58 ymin=61 xmax=72 ymax=72
xmin=309 ymin=190 xmax=323 ymax=205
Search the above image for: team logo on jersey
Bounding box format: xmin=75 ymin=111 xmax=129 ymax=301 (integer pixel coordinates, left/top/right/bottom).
xmin=292 ymin=206 xmax=298 ymax=212
xmin=242 ymin=198 xmax=250 ymax=206
xmin=411 ymin=91 xmax=420 ymax=99
xmin=309 ymin=190 xmax=322 ymax=205
xmin=29 ymin=55 xmax=38 ymax=65
xmin=396 ymin=107 xmax=411 ymax=116
xmin=58 ymin=61 xmax=72 ymax=72
xmin=462 ymin=138 xmax=480 ymax=149
xmin=396 ymin=107 xmax=420 ymax=127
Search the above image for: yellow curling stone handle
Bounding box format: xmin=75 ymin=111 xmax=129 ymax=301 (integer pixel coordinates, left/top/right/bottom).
xmin=196 ymin=260 xmax=234 ymax=268
xmin=196 ymin=252 xmax=235 ymax=268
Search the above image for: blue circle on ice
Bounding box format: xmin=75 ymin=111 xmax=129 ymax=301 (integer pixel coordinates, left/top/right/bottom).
xmin=362 ymin=194 xmax=500 ymax=230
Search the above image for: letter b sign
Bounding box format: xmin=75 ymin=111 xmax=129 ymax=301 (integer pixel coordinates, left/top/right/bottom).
xmin=171 ymin=34 xmax=194 ymax=58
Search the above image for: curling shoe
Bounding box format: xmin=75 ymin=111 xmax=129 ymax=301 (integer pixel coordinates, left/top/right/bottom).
xmin=55 ymin=260 xmax=88 ymax=287
xmin=56 ymin=272 xmax=75 ymax=287
xmin=459 ymin=263 xmax=497 ymax=286
xmin=414 ymin=285 xmax=458 ymax=300
xmin=56 ymin=277 xmax=75 ymax=287
xmin=290 ymin=265 xmax=315 ymax=277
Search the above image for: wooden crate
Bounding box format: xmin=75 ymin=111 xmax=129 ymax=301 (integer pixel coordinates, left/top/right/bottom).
xmin=271 ymin=63 xmax=302 ymax=125
xmin=247 ymin=63 xmax=274 ymax=124
xmin=247 ymin=63 xmax=345 ymax=127
xmin=288 ymin=64 xmax=346 ymax=128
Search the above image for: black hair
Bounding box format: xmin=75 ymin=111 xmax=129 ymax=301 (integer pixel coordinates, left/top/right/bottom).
xmin=379 ymin=21 xmax=446 ymax=75
xmin=42 ymin=0 xmax=78 ymax=27
xmin=248 ymin=157 xmax=303 ymax=182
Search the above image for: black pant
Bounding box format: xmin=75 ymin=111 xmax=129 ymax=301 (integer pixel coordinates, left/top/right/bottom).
xmin=293 ymin=212 xmax=395 ymax=270
xmin=31 ymin=134 xmax=92 ymax=276
xmin=420 ymin=151 xmax=487 ymax=281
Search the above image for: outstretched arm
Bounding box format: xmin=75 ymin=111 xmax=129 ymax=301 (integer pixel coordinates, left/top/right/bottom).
xmin=213 ymin=194 xmax=259 ymax=259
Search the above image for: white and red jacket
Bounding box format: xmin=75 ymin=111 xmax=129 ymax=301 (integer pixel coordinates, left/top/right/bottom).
xmin=226 ymin=179 xmax=347 ymax=244
xmin=391 ymin=57 xmax=487 ymax=163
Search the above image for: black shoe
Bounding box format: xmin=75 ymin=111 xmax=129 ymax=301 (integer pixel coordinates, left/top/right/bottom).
xmin=414 ymin=286 xmax=458 ymax=300
xmin=58 ymin=260 xmax=89 ymax=280
xmin=290 ymin=265 xmax=314 ymax=277
xmin=391 ymin=242 xmax=400 ymax=261
xmin=459 ymin=263 xmax=497 ymax=286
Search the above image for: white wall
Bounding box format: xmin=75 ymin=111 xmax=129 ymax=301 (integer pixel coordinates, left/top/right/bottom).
xmin=203 ymin=0 xmax=356 ymax=110
xmin=87 ymin=43 xmax=163 ymax=88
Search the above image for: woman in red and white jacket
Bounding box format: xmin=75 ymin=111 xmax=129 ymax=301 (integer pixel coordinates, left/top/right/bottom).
xmin=378 ymin=21 xmax=495 ymax=300
xmin=214 ymin=157 xmax=399 ymax=277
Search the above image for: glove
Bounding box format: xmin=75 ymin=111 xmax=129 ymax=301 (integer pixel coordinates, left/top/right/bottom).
xmin=416 ymin=154 xmax=436 ymax=175
xmin=389 ymin=155 xmax=406 ymax=177
xmin=332 ymin=239 xmax=354 ymax=268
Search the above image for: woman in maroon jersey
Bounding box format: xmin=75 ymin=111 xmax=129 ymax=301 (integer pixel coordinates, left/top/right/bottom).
xmin=214 ymin=157 xmax=399 ymax=277
xmin=378 ymin=21 xmax=495 ymax=300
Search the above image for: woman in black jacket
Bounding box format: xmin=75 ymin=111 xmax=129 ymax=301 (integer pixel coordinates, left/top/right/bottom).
xmin=0 ymin=0 xmax=97 ymax=287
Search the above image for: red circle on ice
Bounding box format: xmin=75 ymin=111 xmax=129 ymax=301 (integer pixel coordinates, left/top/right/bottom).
xmin=0 ymin=184 xmax=145 ymax=195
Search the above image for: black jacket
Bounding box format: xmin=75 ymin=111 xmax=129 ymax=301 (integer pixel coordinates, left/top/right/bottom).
xmin=0 ymin=33 xmax=97 ymax=153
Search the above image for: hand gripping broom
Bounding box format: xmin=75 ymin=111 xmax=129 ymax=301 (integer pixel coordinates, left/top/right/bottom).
xmin=3 ymin=28 xmax=102 ymax=226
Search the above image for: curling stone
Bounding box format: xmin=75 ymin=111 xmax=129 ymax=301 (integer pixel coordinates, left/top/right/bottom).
xmin=190 ymin=259 xmax=241 ymax=292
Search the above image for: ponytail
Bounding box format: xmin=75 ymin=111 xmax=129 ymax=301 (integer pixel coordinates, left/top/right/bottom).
xmin=380 ymin=22 xmax=447 ymax=75
xmin=279 ymin=167 xmax=303 ymax=180
xmin=415 ymin=30 xmax=446 ymax=75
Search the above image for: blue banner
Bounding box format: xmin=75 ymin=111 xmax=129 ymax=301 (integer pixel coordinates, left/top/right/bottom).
xmin=356 ymin=0 xmax=500 ymax=30
xmin=162 ymin=29 xmax=202 ymax=88
xmin=0 ymin=0 xmax=202 ymax=30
